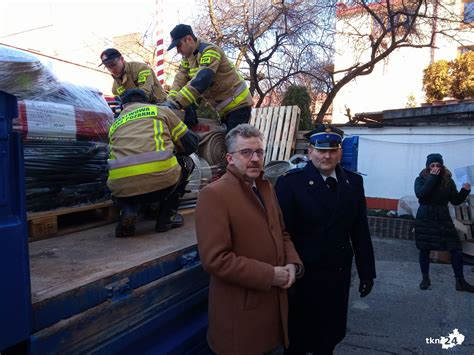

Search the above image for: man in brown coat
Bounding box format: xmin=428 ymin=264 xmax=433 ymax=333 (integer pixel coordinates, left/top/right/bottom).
xmin=195 ymin=124 xmax=303 ymax=354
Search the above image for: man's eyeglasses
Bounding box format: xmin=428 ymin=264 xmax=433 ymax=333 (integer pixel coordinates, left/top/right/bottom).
xmin=229 ymin=148 xmax=265 ymax=159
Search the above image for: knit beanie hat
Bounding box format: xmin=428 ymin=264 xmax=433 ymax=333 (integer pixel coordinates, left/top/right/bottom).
xmin=426 ymin=153 xmax=443 ymax=167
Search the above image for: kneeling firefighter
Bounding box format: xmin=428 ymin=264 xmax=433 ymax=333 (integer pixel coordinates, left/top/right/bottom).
xmin=107 ymin=88 xmax=199 ymax=237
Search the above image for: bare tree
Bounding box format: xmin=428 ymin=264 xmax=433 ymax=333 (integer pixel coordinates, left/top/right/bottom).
xmin=315 ymin=0 xmax=471 ymax=122
xmin=194 ymin=0 xmax=335 ymax=107
xmin=193 ymin=0 xmax=470 ymax=121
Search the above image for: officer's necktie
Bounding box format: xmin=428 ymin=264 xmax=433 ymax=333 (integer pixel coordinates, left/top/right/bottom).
xmin=325 ymin=177 xmax=338 ymax=216
xmin=326 ymin=176 xmax=338 ymax=191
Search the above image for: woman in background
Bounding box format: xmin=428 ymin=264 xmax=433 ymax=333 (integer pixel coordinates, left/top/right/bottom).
xmin=414 ymin=153 xmax=473 ymax=293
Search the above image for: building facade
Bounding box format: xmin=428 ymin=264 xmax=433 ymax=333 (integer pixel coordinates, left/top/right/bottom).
xmin=331 ymin=0 xmax=474 ymax=123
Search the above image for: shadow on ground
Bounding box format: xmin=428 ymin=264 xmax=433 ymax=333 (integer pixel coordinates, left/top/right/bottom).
xmin=336 ymin=237 xmax=474 ymax=355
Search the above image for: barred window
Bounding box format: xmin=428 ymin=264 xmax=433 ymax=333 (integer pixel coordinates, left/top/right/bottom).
xmin=464 ymin=1 xmax=474 ymax=23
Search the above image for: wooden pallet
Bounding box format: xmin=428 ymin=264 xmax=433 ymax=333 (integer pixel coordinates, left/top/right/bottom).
xmin=454 ymin=219 xmax=473 ymax=240
xmin=461 ymin=239 xmax=474 ymax=257
xmin=295 ymin=130 xmax=310 ymax=155
xmin=250 ymin=106 xmax=301 ymax=164
xmin=28 ymin=201 xmax=118 ymax=241
xmin=455 ymin=195 xmax=473 ymax=222
xmin=454 ymin=195 xmax=474 ymax=240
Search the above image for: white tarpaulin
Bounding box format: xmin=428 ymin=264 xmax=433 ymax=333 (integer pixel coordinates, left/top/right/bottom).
xmin=357 ymin=135 xmax=474 ymax=199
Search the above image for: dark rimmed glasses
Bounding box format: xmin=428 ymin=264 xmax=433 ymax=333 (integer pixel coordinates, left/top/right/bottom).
xmin=229 ymin=148 xmax=265 ymax=159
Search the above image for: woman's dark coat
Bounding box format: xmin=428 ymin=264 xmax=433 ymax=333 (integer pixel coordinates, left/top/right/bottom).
xmin=275 ymin=162 xmax=376 ymax=352
xmin=414 ymin=169 xmax=470 ymax=251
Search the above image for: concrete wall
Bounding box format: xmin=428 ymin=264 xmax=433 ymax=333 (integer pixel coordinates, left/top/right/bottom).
xmin=342 ymin=125 xmax=474 ymax=199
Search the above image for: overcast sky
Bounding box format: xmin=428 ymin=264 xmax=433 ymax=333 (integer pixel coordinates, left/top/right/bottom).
xmin=0 ymin=0 xmax=199 ymax=91
xmin=0 ymin=0 xmax=198 ymax=57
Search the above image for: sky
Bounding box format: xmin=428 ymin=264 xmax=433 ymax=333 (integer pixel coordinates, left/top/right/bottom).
xmin=0 ymin=0 xmax=199 ymax=47
xmin=0 ymin=0 xmax=199 ymax=93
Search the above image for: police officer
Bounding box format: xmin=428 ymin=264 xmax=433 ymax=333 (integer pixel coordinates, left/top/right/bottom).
xmin=164 ymin=24 xmax=253 ymax=132
xmin=275 ymin=124 xmax=376 ymax=355
xmin=107 ymin=88 xmax=198 ymax=237
xmin=100 ymin=48 xmax=166 ymax=104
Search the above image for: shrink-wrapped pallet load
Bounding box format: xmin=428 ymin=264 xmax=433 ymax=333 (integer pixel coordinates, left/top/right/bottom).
xmin=0 ymin=45 xmax=114 ymax=212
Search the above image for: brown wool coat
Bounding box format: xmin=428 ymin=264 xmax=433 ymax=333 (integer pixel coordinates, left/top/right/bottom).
xmin=195 ymin=166 xmax=302 ymax=355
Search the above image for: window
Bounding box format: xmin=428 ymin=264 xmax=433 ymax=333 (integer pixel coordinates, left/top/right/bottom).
xmin=343 ymin=0 xmax=380 ymax=4
xmin=463 ymin=0 xmax=474 ymax=23
xmin=388 ymin=13 xmax=413 ymax=32
xmin=459 ymin=45 xmax=474 ymax=54
xmin=372 ymin=11 xmax=414 ymax=35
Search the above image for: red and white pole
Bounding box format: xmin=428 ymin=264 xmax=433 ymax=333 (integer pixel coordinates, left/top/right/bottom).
xmin=155 ymin=0 xmax=165 ymax=85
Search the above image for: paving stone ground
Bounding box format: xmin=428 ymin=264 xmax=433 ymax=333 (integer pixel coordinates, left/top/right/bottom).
xmin=336 ymin=237 xmax=474 ymax=355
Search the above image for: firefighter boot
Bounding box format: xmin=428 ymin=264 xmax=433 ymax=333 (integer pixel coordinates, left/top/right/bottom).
xmin=455 ymin=277 xmax=474 ymax=293
xmin=155 ymin=212 xmax=184 ymax=233
xmin=155 ymin=192 xmax=184 ymax=233
xmin=115 ymin=217 xmax=136 ymax=238
xmin=115 ymin=204 xmax=137 ymax=238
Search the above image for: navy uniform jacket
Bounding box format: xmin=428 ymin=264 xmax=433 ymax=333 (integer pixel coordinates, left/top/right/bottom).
xmin=275 ymin=161 xmax=376 ymax=351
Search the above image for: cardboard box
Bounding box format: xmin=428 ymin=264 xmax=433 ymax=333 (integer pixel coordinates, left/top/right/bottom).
xmin=430 ymin=250 xmax=451 ymax=264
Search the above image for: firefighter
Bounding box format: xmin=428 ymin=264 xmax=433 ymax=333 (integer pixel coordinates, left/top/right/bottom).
xmin=107 ymin=88 xmax=198 ymax=237
xmin=100 ymin=48 xmax=166 ymax=104
xmin=164 ymin=24 xmax=253 ymax=133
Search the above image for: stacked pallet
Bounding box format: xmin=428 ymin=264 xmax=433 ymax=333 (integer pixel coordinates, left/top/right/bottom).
xmin=455 ymin=196 xmax=474 ymax=256
xmin=0 ymin=46 xmax=115 ymax=239
xmin=250 ymin=105 xmax=301 ymax=164
xmin=28 ymin=201 xmax=117 ymax=241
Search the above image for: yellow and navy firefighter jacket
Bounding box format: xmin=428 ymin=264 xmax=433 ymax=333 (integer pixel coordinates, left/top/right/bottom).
xmin=168 ymin=38 xmax=253 ymax=118
xmin=107 ymin=103 xmax=189 ymax=197
xmin=112 ymin=62 xmax=166 ymax=104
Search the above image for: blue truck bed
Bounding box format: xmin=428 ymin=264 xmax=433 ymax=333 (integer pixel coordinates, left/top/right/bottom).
xmin=28 ymin=216 xmax=210 ymax=354
xmin=1 ymin=90 xmax=210 ymax=354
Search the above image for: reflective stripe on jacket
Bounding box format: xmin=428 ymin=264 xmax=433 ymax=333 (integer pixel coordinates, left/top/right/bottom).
xmin=168 ymin=39 xmax=253 ymax=117
xmin=112 ymin=62 xmax=166 ymax=104
xmin=107 ymin=103 xmax=188 ymax=197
